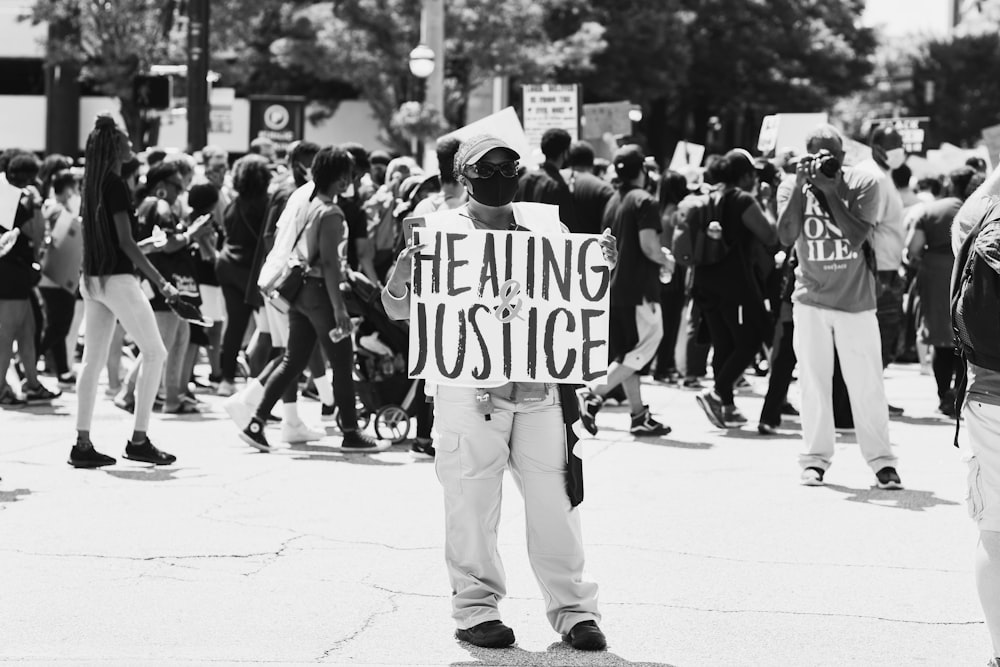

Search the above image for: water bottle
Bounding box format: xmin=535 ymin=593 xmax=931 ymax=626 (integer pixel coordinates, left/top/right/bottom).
xmin=707 ymin=220 xmax=723 ymax=240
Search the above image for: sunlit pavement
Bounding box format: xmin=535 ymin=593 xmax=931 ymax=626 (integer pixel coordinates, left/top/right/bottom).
xmin=0 ymin=363 xmax=987 ymax=666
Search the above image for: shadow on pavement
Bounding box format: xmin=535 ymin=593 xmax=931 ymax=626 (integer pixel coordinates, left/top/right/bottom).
xmin=103 ymin=467 xmax=186 ymax=482
xmin=0 ymin=488 xmax=32 ymax=503
xmin=720 ymin=430 xmax=801 ymax=440
xmin=893 ymin=415 xmax=952 ymax=427
xmin=823 ymin=484 xmax=960 ymax=511
xmin=452 ymin=641 xmax=675 ymax=666
xmin=597 ymin=426 xmax=712 ymax=450
xmin=286 ymin=443 xmax=405 ymax=466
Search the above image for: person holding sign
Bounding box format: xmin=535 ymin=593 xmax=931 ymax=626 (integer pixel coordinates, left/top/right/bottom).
xmin=72 ymin=114 xmax=180 ymax=468
xmin=381 ymin=134 xmax=617 ymax=652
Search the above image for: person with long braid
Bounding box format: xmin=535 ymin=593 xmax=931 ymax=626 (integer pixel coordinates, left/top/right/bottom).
xmin=71 ymin=114 xmax=179 ymax=468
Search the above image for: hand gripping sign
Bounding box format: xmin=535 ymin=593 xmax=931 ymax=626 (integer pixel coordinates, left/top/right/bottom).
xmin=408 ymin=228 xmax=610 ymax=385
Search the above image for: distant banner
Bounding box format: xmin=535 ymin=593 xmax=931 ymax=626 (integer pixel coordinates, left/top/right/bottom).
xmin=870 ymin=116 xmax=931 ymax=155
xmin=408 ymin=229 xmax=610 ymax=385
xmin=248 ymin=95 xmax=306 ymax=149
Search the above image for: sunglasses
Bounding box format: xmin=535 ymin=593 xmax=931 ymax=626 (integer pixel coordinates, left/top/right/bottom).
xmin=465 ymin=160 xmax=518 ymax=179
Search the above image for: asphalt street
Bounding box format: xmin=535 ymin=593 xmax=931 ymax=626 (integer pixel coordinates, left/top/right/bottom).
xmin=0 ymin=363 xmax=989 ymax=666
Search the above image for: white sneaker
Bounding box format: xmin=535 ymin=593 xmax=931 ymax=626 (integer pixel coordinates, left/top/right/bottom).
xmin=222 ymin=394 xmax=253 ymax=429
xmin=216 ymin=380 xmax=236 ymax=397
xmin=281 ymin=421 xmax=326 ymax=443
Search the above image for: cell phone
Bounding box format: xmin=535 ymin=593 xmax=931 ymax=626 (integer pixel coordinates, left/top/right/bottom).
xmin=403 ymin=216 xmax=425 ymax=245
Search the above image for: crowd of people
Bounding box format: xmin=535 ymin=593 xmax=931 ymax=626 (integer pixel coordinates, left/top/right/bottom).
xmin=3 ymin=115 xmax=1000 ymax=658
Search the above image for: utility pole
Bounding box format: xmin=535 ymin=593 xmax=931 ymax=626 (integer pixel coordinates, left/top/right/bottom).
xmin=45 ymin=15 xmax=80 ymax=155
xmin=187 ymin=0 xmax=210 ymax=151
xmin=423 ymin=0 xmax=444 ymax=119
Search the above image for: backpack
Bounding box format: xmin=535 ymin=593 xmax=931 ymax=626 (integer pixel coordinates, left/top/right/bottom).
xmin=672 ymin=190 xmax=730 ymax=267
xmin=949 ymin=207 xmax=1000 ymax=445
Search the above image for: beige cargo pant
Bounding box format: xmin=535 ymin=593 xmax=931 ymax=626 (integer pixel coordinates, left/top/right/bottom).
xmin=433 ymin=384 xmax=601 ymax=634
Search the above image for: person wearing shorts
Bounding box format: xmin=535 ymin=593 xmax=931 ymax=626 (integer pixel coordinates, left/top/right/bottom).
xmin=576 ymin=144 xmax=674 ymax=437
xmin=951 ymin=173 xmax=1000 ymax=667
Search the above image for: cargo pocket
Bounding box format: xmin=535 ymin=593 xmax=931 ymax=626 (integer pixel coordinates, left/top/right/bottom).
xmin=967 ymin=457 xmax=985 ymax=522
xmin=434 ymin=432 xmax=462 ymax=495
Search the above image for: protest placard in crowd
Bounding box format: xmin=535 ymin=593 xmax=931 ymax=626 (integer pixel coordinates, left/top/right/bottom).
xmin=408 ymin=228 xmax=610 ymax=385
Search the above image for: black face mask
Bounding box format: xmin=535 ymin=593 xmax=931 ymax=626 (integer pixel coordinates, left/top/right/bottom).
xmin=467 ymin=173 xmax=520 ymax=207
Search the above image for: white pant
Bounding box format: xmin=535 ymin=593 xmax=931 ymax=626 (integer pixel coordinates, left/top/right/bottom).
xmin=77 ymin=275 xmax=167 ymax=433
xmin=433 ymin=384 xmax=600 ymax=633
xmin=792 ymin=304 xmax=896 ymax=472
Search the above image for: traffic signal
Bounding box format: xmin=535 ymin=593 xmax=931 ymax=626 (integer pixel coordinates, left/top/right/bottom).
xmin=133 ymin=75 xmax=171 ymax=110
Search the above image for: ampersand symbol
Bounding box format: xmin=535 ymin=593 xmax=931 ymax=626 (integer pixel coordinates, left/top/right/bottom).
xmin=494 ymin=279 xmax=524 ymax=323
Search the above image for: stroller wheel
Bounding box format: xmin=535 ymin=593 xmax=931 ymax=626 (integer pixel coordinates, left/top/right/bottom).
xmin=374 ymin=405 xmax=411 ymax=443
xmin=335 ymin=406 xmax=372 ymax=431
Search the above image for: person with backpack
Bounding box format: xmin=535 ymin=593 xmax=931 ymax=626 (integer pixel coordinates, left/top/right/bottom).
xmin=950 ymin=165 xmax=1000 ymax=667
xmin=677 ymin=149 xmax=776 ymax=428
xmin=576 ymin=144 xmax=675 ymax=438
xmin=776 ymin=124 xmax=901 ymax=489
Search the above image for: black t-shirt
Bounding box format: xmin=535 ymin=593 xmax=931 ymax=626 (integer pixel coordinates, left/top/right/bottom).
xmin=0 ymin=195 xmax=40 ymax=299
xmin=565 ymin=170 xmax=614 ymax=235
xmin=517 ymin=163 xmax=573 ymax=224
xmin=84 ymin=172 xmax=137 ymax=277
xmin=691 ymin=188 xmax=757 ymax=305
xmin=339 ymin=193 xmax=369 ymax=271
xmin=603 ymin=186 xmax=662 ymax=306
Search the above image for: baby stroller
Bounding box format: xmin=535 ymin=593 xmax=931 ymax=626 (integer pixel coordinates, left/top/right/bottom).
xmin=342 ymin=270 xmax=422 ymax=443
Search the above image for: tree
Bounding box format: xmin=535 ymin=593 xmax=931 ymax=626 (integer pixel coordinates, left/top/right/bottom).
xmin=909 ymin=33 xmax=1000 ymax=147
xmin=268 ymin=0 xmax=607 ymax=154
xmin=666 ymin=0 xmax=876 ymax=156
xmin=29 ymin=0 xmax=283 ymax=149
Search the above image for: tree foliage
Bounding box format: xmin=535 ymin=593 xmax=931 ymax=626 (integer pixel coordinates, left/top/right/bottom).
xmin=268 ymin=0 xmax=607 ymax=153
xmin=910 ymin=33 xmax=1000 ymax=147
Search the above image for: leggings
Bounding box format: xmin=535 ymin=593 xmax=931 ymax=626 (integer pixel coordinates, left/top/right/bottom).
xmin=77 ymin=275 xmax=167 ymax=433
xmin=255 ymin=278 xmax=358 ymax=429
xmin=39 ymin=286 xmax=76 ymax=375
xmin=220 ymin=280 xmax=254 ymax=383
xmin=932 ymin=346 xmax=957 ymax=400
xmin=701 ymin=302 xmax=760 ymax=404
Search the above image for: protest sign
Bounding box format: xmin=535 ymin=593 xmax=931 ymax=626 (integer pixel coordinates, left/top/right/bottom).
xmin=870 ymin=116 xmax=930 ymax=154
xmin=408 ymin=228 xmax=610 ymax=385
xmin=756 ymin=113 xmax=828 ymax=157
xmin=581 ymin=101 xmax=633 ymax=140
xmin=41 ymin=209 xmax=83 ymax=292
xmin=522 ymin=84 xmax=579 ymax=160
xmin=667 ymin=141 xmax=706 ymax=171
xmin=444 ymin=107 xmax=531 ymax=166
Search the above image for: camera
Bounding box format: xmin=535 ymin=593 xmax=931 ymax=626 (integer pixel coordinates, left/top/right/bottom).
xmin=803 ymin=149 xmax=841 ymax=178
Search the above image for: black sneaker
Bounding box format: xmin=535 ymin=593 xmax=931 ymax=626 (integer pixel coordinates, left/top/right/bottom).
xmin=576 ymin=389 xmax=603 ymax=436
xmin=780 ymin=402 xmax=800 ymax=417
xmin=888 ymin=404 xmax=904 ymax=417
xmin=22 ymin=381 xmax=61 ymax=403
xmin=695 ymin=390 xmax=726 ymax=428
xmin=875 ymin=466 xmax=903 ymax=490
xmin=123 ymin=439 xmax=176 ymax=465
xmin=321 ymin=403 xmax=336 ymax=421
xmin=629 ymin=407 xmax=671 ymax=436
xmin=341 ymin=430 xmax=389 ymax=452
xmin=240 ymin=417 xmax=271 ymax=452
xmin=562 ymin=620 xmax=607 ymax=651
xmin=68 ymin=442 xmax=116 ymax=468
xmin=455 ymin=620 xmax=515 ymax=648
xmin=410 ymin=438 xmax=435 ymax=459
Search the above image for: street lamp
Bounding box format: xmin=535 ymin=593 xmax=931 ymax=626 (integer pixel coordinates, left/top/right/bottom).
xmin=409 ymin=44 xmax=435 ymax=79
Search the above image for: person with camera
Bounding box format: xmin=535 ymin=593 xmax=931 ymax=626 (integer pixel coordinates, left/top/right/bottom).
xmin=776 ymin=124 xmax=901 ymax=489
